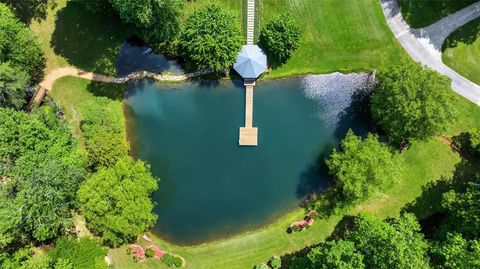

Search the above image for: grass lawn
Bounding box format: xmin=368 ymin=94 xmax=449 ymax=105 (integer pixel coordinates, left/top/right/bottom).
xmin=262 ymin=0 xmax=408 ymax=78
xmin=30 ymin=0 xmax=406 ymax=79
xmin=442 ymin=17 xmax=480 ymax=85
xmin=49 ymin=75 xmax=480 ymax=269
xmin=398 ymin=0 xmax=476 ymax=28
xmin=29 ymin=0 xmax=127 ymax=76
xmin=49 ymin=76 xmax=126 ymax=138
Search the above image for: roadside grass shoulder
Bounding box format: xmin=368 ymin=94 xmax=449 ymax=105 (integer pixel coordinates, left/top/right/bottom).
xmin=443 ymin=17 xmax=480 ymax=85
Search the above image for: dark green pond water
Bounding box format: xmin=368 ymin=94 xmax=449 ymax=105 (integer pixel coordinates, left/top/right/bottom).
xmin=124 ymin=76 xmax=369 ymax=245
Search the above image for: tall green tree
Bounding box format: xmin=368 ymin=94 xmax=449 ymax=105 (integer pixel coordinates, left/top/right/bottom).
xmin=0 ymin=62 xmax=29 ymax=110
xmin=0 ymin=3 xmax=45 ymax=83
xmin=78 ymin=157 xmax=158 ymax=246
xmin=109 ymin=0 xmax=184 ymax=43
xmin=371 ymin=62 xmax=457 ymax=142
xmin=430 ymin=233 xmax=480 ymax=269
xmin=0 ymin=108 xmax=86 ymax=248
xmin=326 ymin=130 xmax=400 ymax=203
xmin=180 ymin=4 xmax=244 ymax=71
xmin=291 ymin=240 xmax=365 ymax=269
xmin=259 ymin=12 xmax=301 ymax=66
xmin=440 ymin=182 xmax=480 ymax=239
xmin=346 ymin=213 xmax=430 ymax=269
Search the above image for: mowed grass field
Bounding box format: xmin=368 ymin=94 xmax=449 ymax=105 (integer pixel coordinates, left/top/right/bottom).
xmin=262 ymin=0 xmax=408 ymax=78
xmin=443 ymin=17 xmax=480 ymax=85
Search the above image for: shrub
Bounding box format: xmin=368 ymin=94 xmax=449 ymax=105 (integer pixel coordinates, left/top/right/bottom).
xmin=145 ymin=248 xmax=155 ymax=258
xmin=78 ymin=98 xmax=128 ymax=169
xmin=371 ymin=62 xmax=457 ymax=142
xmin=161 ymin=253 xmax=183 ymax=268
xmin=180 ymin=4 xmax=243 ymax=71
xmin=49 ymin=237 xmax=107 ymax=269
xmin=269 ymin=256 xmax=282 ymax=269
xmin=259 ymin=12 xmax=301 ymax=66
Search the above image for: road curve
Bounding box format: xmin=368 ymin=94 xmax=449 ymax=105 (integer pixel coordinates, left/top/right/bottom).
xmin=380 ymin=0 xmax=480 ymax=105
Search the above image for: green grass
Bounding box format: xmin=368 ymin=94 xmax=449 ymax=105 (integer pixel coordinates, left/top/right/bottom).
xmin=442 ymin=17 xmax=480 ymax=85
xmin=261 ymin=0 xmax=408 ymax=78
xmin=49 ymin=76 xmax=126 ymax=137
xmin=398 ymin=0 xmax=476 ymax=28
xmin=30 ymin=0 xmax=127 ymax=76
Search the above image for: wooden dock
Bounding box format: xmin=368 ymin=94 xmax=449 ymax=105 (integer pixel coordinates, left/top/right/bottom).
xmin=239 ymin=84 xmax=258 ymax=146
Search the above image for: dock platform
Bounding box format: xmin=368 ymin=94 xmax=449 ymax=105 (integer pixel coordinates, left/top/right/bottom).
xmin=239 ymin=84 xmax=258 ymax=146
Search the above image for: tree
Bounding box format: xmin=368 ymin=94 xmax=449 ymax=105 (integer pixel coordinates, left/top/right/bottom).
xmin=326 ymin=130 xmax=400 ymax=203
xmin=430 ymin=233 xmax=480 ymax=269
xmin=346 ymin=213 xmax=430 ymax=269
xmin=259 ymin=12 xmax=301 ymax=66
xmin=291 ymin=240 xmax=365 ymax=269
xmin=109 ymin=0 xmax=184 ymax=43
xmin=78 ymin=98 xmax=128 ymax=168
xmin=0 ymin=63 xmax=29 ymax=110
xmin=371 ymin=62 xmax=457 ymax=142
xmin=0 ymin=3 xmax=45 ymax=83
xmin=78 ymin=157 xmax=158 ymax=246
xmin=0 ymin=108 xmax=86 ymax=247
xmin=180 ymin=4 xmax=244 ymax=71
xmin=440 ymin=182 xmax=480 ymax=239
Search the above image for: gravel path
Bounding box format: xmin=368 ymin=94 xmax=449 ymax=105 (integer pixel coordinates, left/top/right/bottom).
xmin=381 ymin=0 xmax=480 ymax=105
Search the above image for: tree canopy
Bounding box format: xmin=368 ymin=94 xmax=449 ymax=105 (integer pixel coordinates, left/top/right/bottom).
xmin=78 ymin=98 xmax=129 ymax=168
xmin=49 ymin=237 xmax=107 ymax=269
xmin=259 ymin=12 xmax=301 ymax=66
xmin=371 ymin=62 xmax=457 ymax=142
xmin=326 ymin=130 xmax=400 ymax=203
xmin=291 ymin=240 xmax=364 ymax=269
xmin=109 ymin=0 xmax=184 ymax=43
xmin=0 ymin=108 xmax=86 ymax=249
xmin=78 ymin=157 xmax=158 ymax=246
xmin=180 ymin=4 xmax=244 ymax=71
xmin=0 ymin=62 xmax=29 ymax=110
xmin=0 ymin=3 xmax=45 ymax=83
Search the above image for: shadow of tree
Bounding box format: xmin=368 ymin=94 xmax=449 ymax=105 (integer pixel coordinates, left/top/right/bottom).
xmin=402 ymin=159 xmax=475 ymax=220
xmin=50 ymin=1 xmax=128 ymax=76
xmin=85 ymin=81 xmax=127 ymax=101
xmin=333 ymin=88 xmax=374 ymax=141
xmin=2 ymin=0 xmax=55 ymax=24
xmin=443 ymin=17 xmax=480 ymax=51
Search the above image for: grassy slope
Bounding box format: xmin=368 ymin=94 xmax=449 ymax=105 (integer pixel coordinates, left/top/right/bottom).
xmin=29 ymin=0 xmax=127 ymax=76
xmin=49 ymin=76 xmax=480 ymax=269
xmin=398 ymin=0 xmax=476 ymax=28
xmin=443 ymin=17 xmax=480 ymax=85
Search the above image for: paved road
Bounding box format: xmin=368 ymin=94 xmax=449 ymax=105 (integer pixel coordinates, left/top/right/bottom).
xmin=380 ymin=0 xmax=480 ymax=105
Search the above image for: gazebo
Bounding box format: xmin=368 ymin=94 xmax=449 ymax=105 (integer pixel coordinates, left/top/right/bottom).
xmin=233 ymin=45 xmax=267 ymax=79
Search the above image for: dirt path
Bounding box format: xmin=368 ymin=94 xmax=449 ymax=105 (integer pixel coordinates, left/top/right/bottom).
xmin=33 ymin=67 xmax=212 ymax=104
xmin=381 ymin=0 xmax=480 ymax=105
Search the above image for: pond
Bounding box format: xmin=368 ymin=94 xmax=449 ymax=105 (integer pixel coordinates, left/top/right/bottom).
xmin=124 ymin=74 xmax=372 ymax=245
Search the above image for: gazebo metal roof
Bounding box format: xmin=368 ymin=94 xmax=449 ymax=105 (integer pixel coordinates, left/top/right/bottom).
xmin=233 ymin=45 xmax=267 ymax=79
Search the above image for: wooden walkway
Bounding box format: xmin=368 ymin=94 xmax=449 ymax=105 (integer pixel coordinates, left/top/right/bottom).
xmin=239 ymin=84 xmax=258 ymax=146
xmin=247 ymin=0 xmax=255 ymax=45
